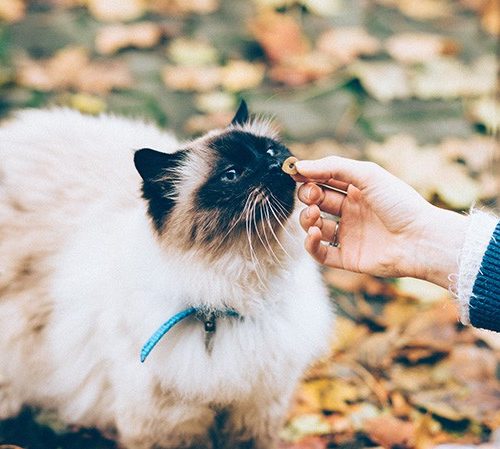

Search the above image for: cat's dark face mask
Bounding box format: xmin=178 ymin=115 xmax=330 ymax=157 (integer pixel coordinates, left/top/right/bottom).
xmin=134 ymin=101 xmax=297 ymax=255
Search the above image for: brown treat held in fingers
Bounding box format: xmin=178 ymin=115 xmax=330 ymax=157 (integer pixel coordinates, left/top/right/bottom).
xmin=282 ymin=156 xmax=299 ymax=175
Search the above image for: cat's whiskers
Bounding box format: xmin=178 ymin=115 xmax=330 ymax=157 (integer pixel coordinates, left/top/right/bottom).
xmin=255 ymin=197 xmax=282 ymax=266
xmin=263 ymin=198 xmax=292 ymax=261
xmin=245 ymin=190 xmax=266 ymax=288
xmin=265 ymin=192 xmax=294 ymax=240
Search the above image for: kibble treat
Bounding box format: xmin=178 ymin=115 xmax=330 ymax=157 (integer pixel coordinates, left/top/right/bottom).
xmin=282 ymin=156 xmax=299 ymax=175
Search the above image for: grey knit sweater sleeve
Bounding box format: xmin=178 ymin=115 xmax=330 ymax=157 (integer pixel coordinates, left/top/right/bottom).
xmin=456 ymin=210 xmax=499 ymax=332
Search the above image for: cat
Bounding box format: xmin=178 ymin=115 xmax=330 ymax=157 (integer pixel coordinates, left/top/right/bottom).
xmin=0 ymin=101 xmax=333 ymax=449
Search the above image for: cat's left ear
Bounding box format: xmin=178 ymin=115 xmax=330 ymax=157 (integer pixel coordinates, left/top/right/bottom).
xmin=231 ymin=100 xmax=249 ymax=126
xmin=134 ymin=148 xmax=186 ymax=182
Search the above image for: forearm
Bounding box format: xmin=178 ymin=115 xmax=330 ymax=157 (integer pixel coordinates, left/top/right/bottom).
xmin=415 ymin=206 xmax=499 ymax=330
xmin=415 ymin=205 xmax=468 ymax=289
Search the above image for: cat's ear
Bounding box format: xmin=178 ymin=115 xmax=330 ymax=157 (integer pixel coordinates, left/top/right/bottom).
xmin=231 ymin=100 xmax=249 ymax=126
xmin=134 ymin=148 xmax=185 ymax=182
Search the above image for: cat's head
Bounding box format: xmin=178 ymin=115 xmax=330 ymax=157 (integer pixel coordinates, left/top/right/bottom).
xmin=134 ymin=101 xmax=297 ymax=265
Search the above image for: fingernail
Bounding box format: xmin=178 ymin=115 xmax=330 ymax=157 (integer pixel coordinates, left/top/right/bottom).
xmin=305 ymin=186 xmax=312 ymax=201
xmin=305 ymin=207 xmax=310 ymax=218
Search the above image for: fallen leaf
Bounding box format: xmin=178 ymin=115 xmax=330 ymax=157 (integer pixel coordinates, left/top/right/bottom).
xmin=349 ymin=403 xmax=382 ymax=431
xmin=161 ymin=65 xmax=222 ymax=92
xmin=0 ymin=0 xmax=25 ymax=23
xmin=221 ymin=60 xmax=265 ymax=92
xmin=303 ymin=0 xmax=343 ymax=16
xmin=355 ymin=328 xmax=400 ymax=371
xmin=440 ymin=135 xmax=498 ymax=173
xmin=396 ymin=278 xmax=449 ymax=304
xmin=167 ymin=38 xmax=219 ymax=66
xmin=281 ymin=414 xmax=332 ymax=441
xmin=269 ymin=52 xmax=337 ymax=85
xmin=194 ymin=91 xmax=236 ymax=113
xmin=411 ymin=56 xmax=496 ymax=100
xmin=95 ymin=22 xmax=163 ymax=55
xmin=184 ymin=111 xmax=234 ymax=134
xmin=330 ymin=317 xmax=370 ymax=354
xmin=410 ymin=382 xmax=500 ymax=424
xmin=249 ymin=11 xmax=310 ymax=64
xmin=385 ymin=33 xmax=459 ymax=64
xmin=67 ymin=93 xmax=106 ymax=115
xmin=148 ymin=0 xmax=219 ymax=15
xmin=317 ymin=27 xmax=381 ymax=65
xmin=447 ymin=345 xmax=497 ymax=384
xmin=467 ymin=97 xmax=500 ymax=134
xmin=364 ymin=415 xmax=415 ymax=448
xmin=481 ymin=0 xmax=500 ymax=35
xmin=278 ymin=436 xmax=328 ymax=449
xmin=434 ymin=164 xmax=481 ymax=209
xmin=377 ymin=0 xmax=454 ymax=20
xmin=87 ymin=0 xmax=145 ymax=22
xmin=351 ymin=61 xmax=411 ymax=102
xmin=16 ymin=46 xmax=132 ymax=94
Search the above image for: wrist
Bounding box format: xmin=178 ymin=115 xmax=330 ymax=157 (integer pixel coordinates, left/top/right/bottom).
xmin=413 ymin=206 xmax=468 ymax=288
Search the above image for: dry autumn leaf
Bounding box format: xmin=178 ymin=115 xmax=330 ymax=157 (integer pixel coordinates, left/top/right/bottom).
xmin=221 ymin=60 xmax=265 ymax=92
xmin=0 ymin=0 xmax=25 ymax=23
xmin=161 ymin=65 xmax=222 ymax=92
xmin=269 ymin=52 xmax=337 ymax=85
xmin=95 ymin=22 xmax=163 ymax=55
xmin=16 ymin=46 xmax=132 ymax=94
xmin=385 ymin=32 xmax=459 ymax=64
xmin=87 ymin=0 xmax=145 ymax=22
xmin=364 ymin=415 xmax=416 ymax=448
xmin=249 ymin=11 xmax=310 ymax=64
xmin=351 ymin=61 xmax=412 ymax=102
xmin=411 ymin=56 xmax=496 ymax=100
xmin=167 ymin=38 xmax=219 ymax=66
xmin=395 ymin=278 xmax=449 ymax=304
xmin=317 ymin=27 xmax=381 ymax=65
xmin=149 ymin=0 xmax=219 ymax=15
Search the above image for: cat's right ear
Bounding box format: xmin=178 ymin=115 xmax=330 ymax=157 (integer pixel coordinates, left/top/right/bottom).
xmin=134 ymin=148 xmax=185 ymax=182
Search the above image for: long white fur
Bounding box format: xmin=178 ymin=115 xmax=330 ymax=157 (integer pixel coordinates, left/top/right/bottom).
xmin=0 ymin=108 xmax=333 ymax=449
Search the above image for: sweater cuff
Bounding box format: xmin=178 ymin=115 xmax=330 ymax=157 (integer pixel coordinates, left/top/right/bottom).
xmin=454 ymin=209 xmax=498 ymax=325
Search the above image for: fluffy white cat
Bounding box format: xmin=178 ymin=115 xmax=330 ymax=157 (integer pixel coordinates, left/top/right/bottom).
xmin=0 ymin=102 xmax=333 ymax=449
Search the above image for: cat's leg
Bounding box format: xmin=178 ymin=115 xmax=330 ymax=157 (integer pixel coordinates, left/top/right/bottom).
xmin=115 ymin=400 xmax=216 ymax=449
xmin=218 ymin=395 xmax=291 ymax=449
xmin=0 ymin=377 xmax=23 ymax=419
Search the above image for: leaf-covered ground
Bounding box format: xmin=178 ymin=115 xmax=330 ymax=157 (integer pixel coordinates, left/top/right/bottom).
xmin=0 ymin=1 xmax=498 ymax=448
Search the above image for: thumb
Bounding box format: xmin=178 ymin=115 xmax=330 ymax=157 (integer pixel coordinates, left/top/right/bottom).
xmin=295 ymin=156 xmax=382 ymax=190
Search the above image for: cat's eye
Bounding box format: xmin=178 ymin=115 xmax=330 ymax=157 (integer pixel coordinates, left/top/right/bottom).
xmin=266 ymin=147 xmax=275 ymax=157
xmin=221 ymin=167 xmax=241 ymax=182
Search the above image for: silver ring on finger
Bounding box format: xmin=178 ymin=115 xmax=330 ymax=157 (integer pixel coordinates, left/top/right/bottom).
xmin=328 ymin=221 xmax=341 ymax=248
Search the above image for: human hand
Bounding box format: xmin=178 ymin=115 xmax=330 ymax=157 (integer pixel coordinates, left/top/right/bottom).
xmin=293 ymin=156 xmax=468 ymax=288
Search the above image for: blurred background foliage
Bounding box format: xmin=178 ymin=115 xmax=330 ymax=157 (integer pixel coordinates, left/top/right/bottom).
xmin=0 ymin=1 xmax=499 ymax=448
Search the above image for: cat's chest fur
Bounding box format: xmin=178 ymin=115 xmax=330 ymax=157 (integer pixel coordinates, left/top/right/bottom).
xmin=0 ymin=108 xmax=333 ymax=449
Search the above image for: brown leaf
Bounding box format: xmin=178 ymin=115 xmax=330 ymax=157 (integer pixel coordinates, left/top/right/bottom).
xmin=355 ymin=328 xmax=400 ymax=371
xmin=249 ymin=11 xmax=310 ymax=64
xmin=364 ymin=415 xmax=415 ymax=448
xmin=410 ymin=382 xmax=500 ymax=424
xmin=95 ymin=22 xmax=163 ymax=55
xmin=16 ymin=46 xmax=132 ymax=94
xmin=269 ymin=52 xmax=337 ymax=85
xmin=446 ymin=345 xmax=497 ymax=383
